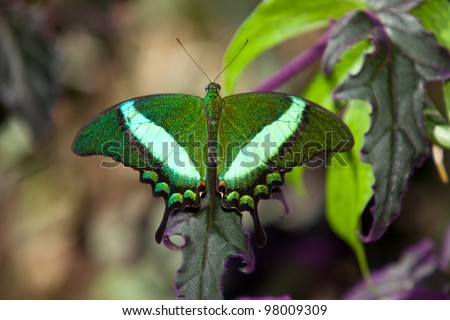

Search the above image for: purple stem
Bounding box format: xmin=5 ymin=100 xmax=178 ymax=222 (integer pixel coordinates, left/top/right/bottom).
xmin=252 ymin=32 xmax=330 ymax=92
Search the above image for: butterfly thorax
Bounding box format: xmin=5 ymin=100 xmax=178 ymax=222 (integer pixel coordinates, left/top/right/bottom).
xmin=204 ymin=82 xmax=222 ymax=120
xmin=204 ymin=82 xmax=223 ymax=168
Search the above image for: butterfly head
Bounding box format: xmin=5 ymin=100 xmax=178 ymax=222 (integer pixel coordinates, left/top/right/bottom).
xmin=205 ymin=82 xmax=221 ymax=93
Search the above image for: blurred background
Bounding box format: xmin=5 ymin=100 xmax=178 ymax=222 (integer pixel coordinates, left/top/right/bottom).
xmin=0 ymin=0 xmax=449 ymax=299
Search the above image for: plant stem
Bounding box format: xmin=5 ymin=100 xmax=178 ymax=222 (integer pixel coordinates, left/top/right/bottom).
xmin=252 ymin=32 xmax=329 ymax=92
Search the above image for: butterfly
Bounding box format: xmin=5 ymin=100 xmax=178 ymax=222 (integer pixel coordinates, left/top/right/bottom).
xmin=72 ymin=80 xmax=354 ymax=247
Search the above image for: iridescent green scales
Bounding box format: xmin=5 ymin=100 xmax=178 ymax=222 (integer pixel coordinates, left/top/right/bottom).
xmin=155 ymin=182 xmax=170 ymax=194
xmin=184 ymin=190 xmax=197 ymax=201
xmin=72 ymin=82 xmax=353 ymax=247
xmin=266 ymin=173 xmax=282 ymax=185
xmin=142 ymin=171 xmax=158 ymax=183
xmin=254 ymin=185 xmax=269 ymax=197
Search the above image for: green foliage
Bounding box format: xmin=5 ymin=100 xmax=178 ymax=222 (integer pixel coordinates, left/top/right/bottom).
xmin=412 ymin=0 xmax=450 ymax=47
xmin=425 ymin=97 xmax=450 ymax=149
xmin=304 ymin=38 xmax=374 ymax=280
xmin=414 ymin=0 xmax=450 ymax=152
xmin=326 ymin=100 xmax=374 ymax=282
xmin=223 ymin=0 xmax=368 ymax=94
xmin=324 ymin=7 xmax=450 ymax=241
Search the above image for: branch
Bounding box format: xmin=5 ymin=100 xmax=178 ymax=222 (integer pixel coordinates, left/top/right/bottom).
xmin=252 ymin=32 xmax=329 ymax=92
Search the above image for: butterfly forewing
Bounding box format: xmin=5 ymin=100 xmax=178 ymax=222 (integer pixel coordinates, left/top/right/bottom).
xmin=218 ymin=93 xmax=287 ymax=189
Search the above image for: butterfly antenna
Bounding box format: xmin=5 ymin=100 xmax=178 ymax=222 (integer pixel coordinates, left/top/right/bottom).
xmin=177 ymin=38 xmax=212 ymax=83
xmin=213 ymin=39 xmax=249 ymax=82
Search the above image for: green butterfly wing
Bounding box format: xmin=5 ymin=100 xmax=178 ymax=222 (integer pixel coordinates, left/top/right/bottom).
xmin=72 ymin=88 xmax=353 ymax=247
xmin=217 ymin=92 xmax=354 ymax=245
xmin=72 ymin=94 xmax=208 ymax=242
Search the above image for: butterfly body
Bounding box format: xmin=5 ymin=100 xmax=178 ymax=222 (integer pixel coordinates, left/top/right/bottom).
xmin=72 ymin=82 xmax=353 ymax=246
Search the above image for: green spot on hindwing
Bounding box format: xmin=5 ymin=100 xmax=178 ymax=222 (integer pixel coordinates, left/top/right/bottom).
xmin=266 ymin=173 xmax=282 ymax=185
xmin=183 ymin=190 xmax=196 ymax=201
xmin=239 ymin=195 xmax=254 ymax=209
xmin=155 ymin=182 xmax=170 ymax=194
xmin=226 ymin=191 xmax=240 ymax=202
xmin=142 ymin=171 xmax=159 ymax=183
xmin=254 ymin=185 xmax=269 ymax=197
xmin=169 ymin=193 xmax=183 ymax=206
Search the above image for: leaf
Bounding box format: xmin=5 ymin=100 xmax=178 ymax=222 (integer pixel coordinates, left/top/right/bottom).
xmin=367 ymin=0 xmax=424 ymax=12
xmin=291 ymin=34 xmax=375 ymax=285
xmin=326 ymin=100 xmax=375 ymax=280
xmin=305 ymin=39 xmax=371 ymax=110
xmin=165 ymin=190 xmax=254 ymax=299
xmin=323 ymin=9 xmax=450 ymax=242
xmin=306 ymin=35 xmax=374 ymax=272
xmin=222 ymin=0 xmax=368 ymax=94
xmin=0 ymin=9 xmax=58 ymax=141
xmin=445 ymin=81 xmax=450 ymax=121
xmin=303 ymin=37 xmax=374 ymax=281
xmin=424 ymin=104 xmax=450 ymax=150
xmin=412 ymin=0 xmax=450 ymax=48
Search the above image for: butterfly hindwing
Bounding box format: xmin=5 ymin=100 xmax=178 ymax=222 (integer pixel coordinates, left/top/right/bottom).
xmin=217 ymin=92 xmax=354 ymax=245
xmin=72 ymin=94 xmax=208 ymax=242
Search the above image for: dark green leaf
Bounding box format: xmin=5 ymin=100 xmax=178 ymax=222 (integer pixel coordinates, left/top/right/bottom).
xmin=223 ymin=0 xmax=368 ymax=94
xmin=0 ymin=9 xmax=57 ymax=141
xmin=322 ymin=13 xmax=375 ymax=76
xmin=324 ymin=9 xmax=450 ymax=241
xmin=166 ymin=191 xmax=254 ymax=299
